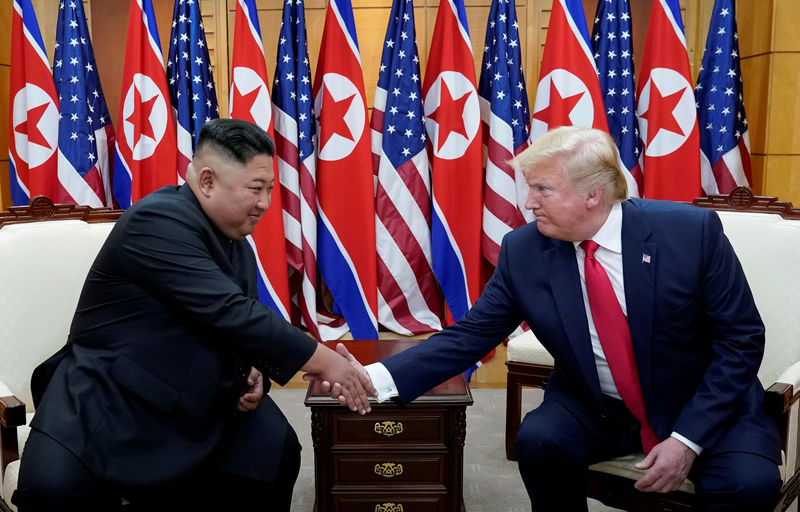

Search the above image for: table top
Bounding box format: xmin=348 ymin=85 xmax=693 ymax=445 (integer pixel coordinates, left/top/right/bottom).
xmin=304 ymin=339 xmax=473 ymax=406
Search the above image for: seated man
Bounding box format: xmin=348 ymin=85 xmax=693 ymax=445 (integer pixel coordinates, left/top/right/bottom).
xmin=328 ymin=126 xmax=782 ymax=511
xmin=13 ymin=118 xmax=374 ymax=512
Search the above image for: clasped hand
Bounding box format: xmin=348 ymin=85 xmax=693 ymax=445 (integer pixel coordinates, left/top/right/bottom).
xmin=303 ymin=343 xmax=377 ymax=415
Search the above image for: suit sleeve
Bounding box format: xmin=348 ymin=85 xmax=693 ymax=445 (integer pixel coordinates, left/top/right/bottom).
xmin=113 ymin=200 xmax=317 ymax=385
xmin=671 ymin=209 xmax=766 ymax=449
xmin=383 ymin=234 xmax=525 ymax=402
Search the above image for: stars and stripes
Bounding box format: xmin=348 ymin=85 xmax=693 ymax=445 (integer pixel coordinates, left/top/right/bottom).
xmin=478 ymin=0 xmax=532 ymax=267
xmin=272 ymin=0 xmax=332 ymax=340
xmin=371 ymin=0 xmax=442 ymax=335
xmin=592 ymin=0 xmax=642 ymax=197
xmin=113 ymin=0 xmax=177 ymax=209
xmin=230 ymin=0 xmax=292 ymax=321
xmin=313 ymin=0 xmax=379 ymax=339
xmin=423 ymin=0 xmax=483 ymax=325
xmin=54 ymin=0 xmax=115 ymax=208
xmin=9 ymin=0 xmax=60 ymax=205
xmin=167 ymin=0 xmax=219 ymax=182
xmin=636 ymin=0 xmax=702 ymax=201
xmin=695 ymin=0 xmax=751 ymax=195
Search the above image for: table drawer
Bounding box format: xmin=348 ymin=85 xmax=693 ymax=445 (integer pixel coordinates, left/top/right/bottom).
xmin=332 ymin=493 xmax=447 ymax=512
xmin=332 ymin=453 xmax=446 ymax=488
xmin=331 ymin=411 xmax=445 ymax=447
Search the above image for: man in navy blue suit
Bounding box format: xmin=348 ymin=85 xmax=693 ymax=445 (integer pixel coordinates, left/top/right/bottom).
xmin=328 ymin=126 xmax=782 ymax=510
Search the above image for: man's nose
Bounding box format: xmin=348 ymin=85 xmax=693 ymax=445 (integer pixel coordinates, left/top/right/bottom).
xmin=525 ymin=189 xmax=539 ymax=210
xmin=258 ymin=190 xmax=271 ymax=210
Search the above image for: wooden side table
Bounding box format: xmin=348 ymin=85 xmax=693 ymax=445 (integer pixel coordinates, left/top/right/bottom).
xmin=305 ymin=340 xmax=473 ymax=512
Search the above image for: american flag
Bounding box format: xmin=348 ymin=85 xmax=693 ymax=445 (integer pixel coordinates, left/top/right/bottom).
xmin=478 ymin=0 xmax=532 ymax=266
xmin=167 ymin=0 xmax=219 ymax=182
xmin=370 ymin=0 xmax=442 ymax=336
xmin=695 ymin=0 xmax=751 ymax=195
xmin=592 ymin=0 xmax=642 ymax=197
xmin=54 ymin=0 xmax=115 ymax=208
xmin=272 ymin=0 xmax=331 ymax=340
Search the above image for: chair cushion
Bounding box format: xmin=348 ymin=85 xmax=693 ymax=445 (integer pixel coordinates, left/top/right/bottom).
xmin=506 ymin=330 xmax=554 ymax=365
xmin=0 ymin=413 xmax=33 ymax=511
xmin=588 ymin=452 xmax=696 ymax=494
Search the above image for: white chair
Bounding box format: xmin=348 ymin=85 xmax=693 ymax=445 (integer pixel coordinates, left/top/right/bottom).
xmin=0 ymin=197 xmax=121 ymax=512
xmin=505 ymin=187 xmax=800 ymax=511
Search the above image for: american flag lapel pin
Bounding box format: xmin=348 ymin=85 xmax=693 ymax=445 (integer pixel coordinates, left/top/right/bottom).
xmin=642 ymin=253 xmax=651 ymax=264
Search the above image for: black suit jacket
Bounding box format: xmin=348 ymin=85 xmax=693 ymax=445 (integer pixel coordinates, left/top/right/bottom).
xmin=31 ymin=185 xmax=317 ymax=486
xmin=384 ymin=198 xmax=781 ymax=462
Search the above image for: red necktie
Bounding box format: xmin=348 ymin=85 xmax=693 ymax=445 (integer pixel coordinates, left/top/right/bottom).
xmin=581 ymin=240 xmax=660 ymax=453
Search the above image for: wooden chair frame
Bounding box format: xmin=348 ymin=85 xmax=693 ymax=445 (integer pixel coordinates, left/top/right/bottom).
xmin=0 ymin=197 xmax=123 ymax=512
xmin=504 ymin=187 xmax=800 ymax=511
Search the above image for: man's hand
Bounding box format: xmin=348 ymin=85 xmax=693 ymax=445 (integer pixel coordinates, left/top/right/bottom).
xmin=302 ymin=343 xmax=377 ymax=415
xmin=236 ymin=367 xmax=264 ymax=413
xmin=634 ymin=437 xmax=697 ymax=493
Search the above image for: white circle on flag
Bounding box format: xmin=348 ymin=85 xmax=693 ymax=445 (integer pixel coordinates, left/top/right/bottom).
xmin=122 ymin=73 xmax=169 ymax=161
xmin=530 ymin=69 xmax=594 ymax=140
xmin=423 ymin=71 xmax=479 ymax=160
xmin=315 ymin=73 xmax=366 ymax=161
xmin=230 ymin=66 xmax=271 ymax=131
xmin=12 ymin=84 xmax=58 ymax=167
xmin=637 ymin=67 xmax=697 ymax=157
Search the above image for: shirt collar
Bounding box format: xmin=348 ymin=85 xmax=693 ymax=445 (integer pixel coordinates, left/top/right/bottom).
xmin=573 ymin=202 xmax=623 ymax=253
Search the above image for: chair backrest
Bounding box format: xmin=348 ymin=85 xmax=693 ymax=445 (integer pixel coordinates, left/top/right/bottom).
xmin=0 ymin=197 xmax=122 ymax=411
xmin=692 ymin=188 xmax=800 ymax=385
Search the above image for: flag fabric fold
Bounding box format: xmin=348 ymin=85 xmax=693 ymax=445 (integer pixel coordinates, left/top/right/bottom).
xmin=636 ymin=0 xmax=702 ymax=201
xmin=478 ymin=0 xmax=532 ymax=267
xmin=591 ymin=0 xmax=642 ymax=197
xmin=273 ymin=0 xmax=331 ymax=340
xmin=695 ymin=0 xmax=751 ymax=195
xmin=314 ymin=0 xmax=378 ymax=339
xmin=423 ymin=0 xmax=483 ymax=324
xmin=9 ymin=0 xmax=60 ymax=205
xmin=167 ymin=0 xmax=220 ymax=181
xmin=54 ymin=0 xmax=115 ymax=208
xmin=530 ymin=0 xmax=609 ymax=141
xmin=230 ymin=0 xmax=292 ymax=321
xmin=113 ymin=0 xmax=177 ymax=209
xmin=371 ymin=0 xmax=442 ymax=336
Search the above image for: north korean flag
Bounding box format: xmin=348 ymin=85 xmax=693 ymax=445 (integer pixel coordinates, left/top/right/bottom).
xmin=637 ymin=0 xmax=702 ymax=201
xmin=313 ymin=0 xmax=378 ymax=339
xmin=230 ymin=0 xmax=292 ymax=321
xmin=113 ymin=0 xmax=177 ymax=209
xmin=9 ymin=0 xmax=61 ymax=205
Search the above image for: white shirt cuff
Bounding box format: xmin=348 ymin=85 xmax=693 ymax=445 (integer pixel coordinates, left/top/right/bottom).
xmin=670 ymin=431 xmax=703 ymax=455
xmin=365 ymin=363 xmax=399 ymax=403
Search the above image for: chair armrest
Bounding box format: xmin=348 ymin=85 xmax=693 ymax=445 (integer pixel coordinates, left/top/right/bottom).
xmin=765 ymin=360 xmax=800 ymax=418
xmin=0 ymin=395 xmax=26 ymax=429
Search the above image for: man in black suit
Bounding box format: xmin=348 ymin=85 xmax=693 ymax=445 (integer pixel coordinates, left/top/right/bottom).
xmin=13 ymin=118 xmax=374 ymax=512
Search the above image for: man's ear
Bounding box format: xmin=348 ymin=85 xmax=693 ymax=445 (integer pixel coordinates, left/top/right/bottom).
xmin=585 ymin=187 xmax=604 ymax=208
xmin=197 ymin=167 xmax=215 ymax=198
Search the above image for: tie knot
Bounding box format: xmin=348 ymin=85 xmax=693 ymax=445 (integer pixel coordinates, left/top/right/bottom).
xmin=581 ymin=240 xmax=599 ymax=258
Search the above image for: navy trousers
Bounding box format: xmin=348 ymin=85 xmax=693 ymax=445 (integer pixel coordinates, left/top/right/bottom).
xmin=515 ymin=397 xmax=781 ymax=511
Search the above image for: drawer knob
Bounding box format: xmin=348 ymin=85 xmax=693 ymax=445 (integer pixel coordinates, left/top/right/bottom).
xmin=375 ymin=503 xmax=404 ymax=512
xmin=374 ymin=420 xmax=404 ymax=437
xmin=374 ymin=462 xmax=404 ymax=478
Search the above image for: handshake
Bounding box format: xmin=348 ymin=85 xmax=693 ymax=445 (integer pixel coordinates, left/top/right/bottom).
xmin=302 ymin=342 xmax=378 ymax=415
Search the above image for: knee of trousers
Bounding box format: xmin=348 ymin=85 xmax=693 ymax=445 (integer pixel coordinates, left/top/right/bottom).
xmin=515 ymin=415 xmax=570 ymax=469
xmin=696 ymin=459 xmax=782 ymax=511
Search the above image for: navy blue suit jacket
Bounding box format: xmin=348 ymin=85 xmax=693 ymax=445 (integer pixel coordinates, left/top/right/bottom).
xmin=31 ymin=185 xmax=318 ymax=486
xmin=384 ymin=198 xmax=780 ymax=461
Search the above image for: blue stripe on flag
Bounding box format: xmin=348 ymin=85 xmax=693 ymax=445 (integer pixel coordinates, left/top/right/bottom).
xmin=140 ymin=0 xmax=163 ymax=49
xmin=18 ymin=0 xmax=47 ymax=55
xmin=8 ymin=158 xmax=29 ymax=206
xmin=332 ymin=0 xmax=360 ymax=50
xmin=431 ymin=208 xmax=469 ymax=320
xmin=113 ymin=147 xmax=132 ymax=209
xmin=317 ymin=220 xmax=378 ymax=338
xmin=564 ymin=0 xmax=592 ymax=48
xmin=663 ymin=0 xmax=684 ymax=32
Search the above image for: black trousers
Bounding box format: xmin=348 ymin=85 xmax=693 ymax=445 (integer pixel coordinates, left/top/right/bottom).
xmin=515 ymin=397 xmax=782 ymax=511
xmin=12 ymin=427 xmax=301 ymax=512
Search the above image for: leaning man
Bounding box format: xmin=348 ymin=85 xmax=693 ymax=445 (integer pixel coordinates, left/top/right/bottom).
xmin=13 ymin=118 xmax=374 ymax=512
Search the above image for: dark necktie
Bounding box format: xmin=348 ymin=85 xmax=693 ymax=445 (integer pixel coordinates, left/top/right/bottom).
xmin=581 ymin=240 xmax=659 ymax=453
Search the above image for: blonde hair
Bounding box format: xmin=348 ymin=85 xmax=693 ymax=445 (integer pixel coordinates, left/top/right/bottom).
xmin=514 ymin=126 xmax=628 ymax=205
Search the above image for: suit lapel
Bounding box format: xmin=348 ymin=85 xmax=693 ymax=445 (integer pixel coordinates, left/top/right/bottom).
xmin=621 ymin=200 xmax=657 ymax=400
xmin=543 ymin=239 xmax=604 ymax=405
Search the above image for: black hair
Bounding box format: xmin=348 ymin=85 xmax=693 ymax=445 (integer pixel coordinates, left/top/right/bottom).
xmin=195 ymin=118 xmax=275 ymax=164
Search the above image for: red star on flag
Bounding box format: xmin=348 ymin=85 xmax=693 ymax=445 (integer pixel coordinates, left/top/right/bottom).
xmin=231 ymin=79 xmax=262 ymax=125
xmin=126 ymin=84 xmax=158 ymax=147
xmin=15 ymin=102 xmax=52 ymax=149
xmin=533 ymin=79 xmax=584 ymax=129
xmin=428 ymin=80 xmax=470 ymax=151
xmin=318 ymin=85 xmax=356 ymax=148
xmin=640 ymin=81 xmax=685 ymax=144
